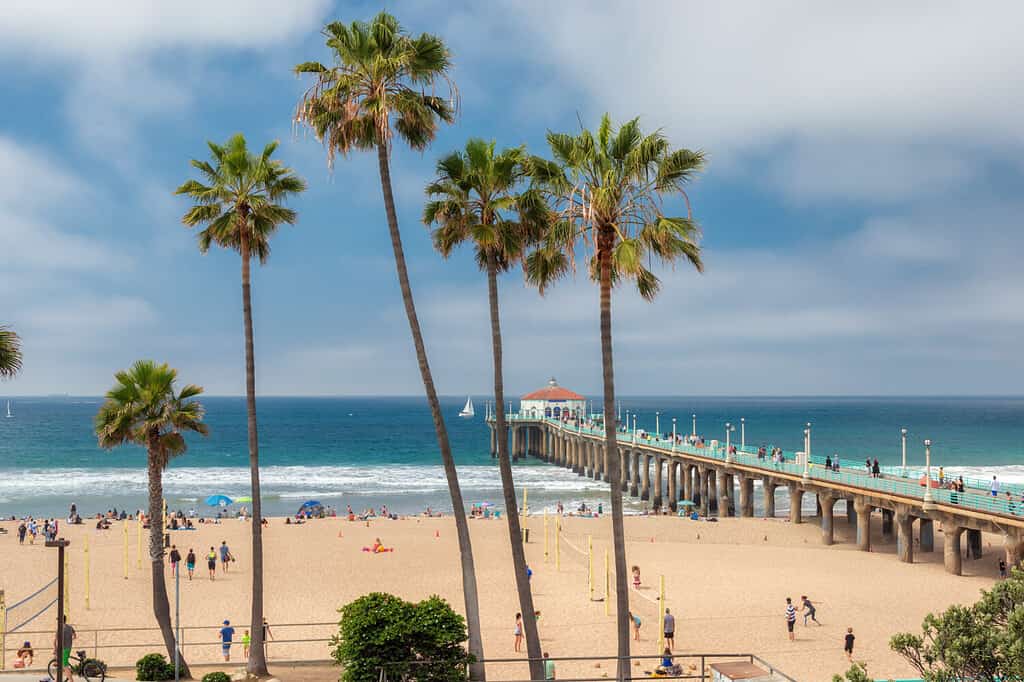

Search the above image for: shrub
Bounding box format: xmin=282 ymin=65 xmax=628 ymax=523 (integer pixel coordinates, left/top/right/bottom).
xmin=331 ymin=592 xmax=471 ymax=682
xmin=135 ymin=653 xmax=175 ymax=681
xmin=201 ymin=673 xmax=232 ymax=682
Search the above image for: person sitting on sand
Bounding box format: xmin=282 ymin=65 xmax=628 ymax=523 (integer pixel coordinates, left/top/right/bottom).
xmin=15 ymin=641 xmax=33 ymax=668
xmin=362 ymin=537 xmax=394 ymax=553
xmin=656 ymin=647 xmax=681 ymax=676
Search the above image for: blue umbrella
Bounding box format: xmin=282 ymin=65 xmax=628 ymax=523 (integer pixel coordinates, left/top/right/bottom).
xmin=298 ymin=499 xmax=322 ymax=509
xmin=205 ymin=494 xmax=233 ymax=507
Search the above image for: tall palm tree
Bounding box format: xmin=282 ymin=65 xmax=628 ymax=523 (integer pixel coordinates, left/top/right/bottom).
xmin=0 ymin=326 xmax=22 ymax=379
xmin=95 ymin=361 xmax=208 ymax=678
xmin=295 ymin=13 xmax=487 ymax=677
xmin=426 ymin=138 xmax=546 ymax=679
xmin=526 ymin=114 xmax=704 ymax=680
xmin=175 ymin=134 xmax=306 ymax=677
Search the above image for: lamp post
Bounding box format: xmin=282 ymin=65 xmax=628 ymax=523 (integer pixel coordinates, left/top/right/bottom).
xmin=806 ymin=422 xmax=812 ymax=461
xmin=725 ymin=422 xmax=732 ymax=463
xmin=632 ymin=415 xmax=637 ymax=444
xmin=174 ymin=562 xmax=181 ymax=682
xmin=901 ymin=428 xmax=907 ymax=476
xmin=692 ymin=414 xmax=697 ymax=438
xmin=740 ymin=417 xmax=745 ymax=449
xmin=922 ymin=439 xmax=935 ymax=510
xmin=656 ymin=411 xmax=661 ymax=437
xmin=46 ymin=538 xmax=71 ymax=682
xmin=672 ymin=418 xmax=677 ymax=452
xmin=802 ymin=428 xmax=811 ymax=480
xmin=625 ymin=409 xmax=630 ymax=434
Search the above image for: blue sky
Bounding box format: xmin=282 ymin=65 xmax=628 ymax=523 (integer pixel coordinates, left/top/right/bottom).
xmin=1 ymin=1 xmax=1023 ymax=396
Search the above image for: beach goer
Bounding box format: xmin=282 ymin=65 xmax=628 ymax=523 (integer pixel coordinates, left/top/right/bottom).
xmin=992 ymin=476 xmax=1000 ymax=497
xmin=262 ymin=618 xmax=273 ymax=660
xmin=629 ymin=611 xmax=641 ymax=641
xmin=999 ymin=558 xmax=1007 ymax=578
xmin=1007 ymin=492 xmax=1015 ymax=515
xmin=17 ymin=521 xmax=26 ymax=544
xmin=938 ymin=467 xmax=945 ymax=486
xmin=872 ymin=459 xmax=880 ymax=478
xmin=207 ymin=546 xmax=217 ymax=580
xmin=186 ymin=549 xmax=196 ymax=580
xmin=865 ymin=458 xmax=871 ymax=474
xmin=169 ymin=545 xmax=181 ymax=573
xmin=663 ymin=608 xmax=675 ymax=649
xmin=15 ymin=641 xmax=33 ymax=668
xmin=220 ymin=620 xmax=235 ymax=661
xmin=56 ymin=616 xmax=75 ymax=680
xmin=242 ymin=630 xmax=251 ymax=659
xmin=220 ymin=541 xmax=232 ymax=571
xmin=785 ymin=598 xmax=796 ymax=640
xmin=801 ymin=595 xmax=820 ymax=626
xmin=632 ymin=565 xmax=641 ymax=590
xmin=543 ymin=651 xmax=555 ymax=680
xmin=513 ymin=613 xmax=523 ymax=652
xmin=844 ymin=627 xmax=855 ymax=661
xmin=825 ymin=455 xmax=832 ymax=470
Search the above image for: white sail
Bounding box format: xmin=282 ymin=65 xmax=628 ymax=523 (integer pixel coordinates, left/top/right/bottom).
xmin=459 ymin=396 xmax=475 ymax=418
xmin=5 ymin=401 xmax=11 ymax=418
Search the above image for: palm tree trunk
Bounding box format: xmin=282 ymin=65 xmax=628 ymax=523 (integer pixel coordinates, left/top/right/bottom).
xmin=376 ymin=142 xmax=485 ymax=679
xmin=240 ymin=226 xmax=269 ymax=677
xmin=147 ymin=443 xmax=190 ymax=678
xmin=487 ymin=257 xmax=543 ymax=680
xmin=598 ymin=226 xmax=630 ymax=680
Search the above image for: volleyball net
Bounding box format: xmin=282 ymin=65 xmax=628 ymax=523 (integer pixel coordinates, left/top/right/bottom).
xmin=0 ymin=578 xmax=59 ymax=669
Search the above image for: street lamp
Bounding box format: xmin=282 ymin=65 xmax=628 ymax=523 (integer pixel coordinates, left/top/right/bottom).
xmin=672 ymin=418 xmax=677 ymax=452
xmin=922 ymin=439 xmax=935 ymax=510
xmin=725 ymin=422 xmax=734 ymax=463
xmin=740 ymin=417 xmax=746 ymax=449
xmin=806 ymin=423 xmax=812 ymax=461
xmin=45 ymin=538 xmax=71 ymax=682
xmin=625 ymin=409 xmax=630 ymax=434
xmin=901 ymin=428 xmax=908 ymax=476
xmin=802 ymin=428 xmax=811 ymax=480
xmin=632 ymin=415 xmax=637 ymax=444
xmin=656 ymin=411 xmax=661 ymax=437
xmin=692 ymin=414 xmax=697 ymax=438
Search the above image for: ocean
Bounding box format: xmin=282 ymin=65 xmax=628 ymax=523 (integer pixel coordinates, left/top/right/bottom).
xmin=0 ymin=396 xmax=1022 ymax=518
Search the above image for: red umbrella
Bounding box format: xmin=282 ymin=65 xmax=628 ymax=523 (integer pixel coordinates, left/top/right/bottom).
xmin=918 ymin=476 xmax=941 ymax=489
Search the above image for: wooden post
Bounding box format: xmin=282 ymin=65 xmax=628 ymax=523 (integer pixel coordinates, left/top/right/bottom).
xmin=84 ymin=536 xmax=91 ymax=610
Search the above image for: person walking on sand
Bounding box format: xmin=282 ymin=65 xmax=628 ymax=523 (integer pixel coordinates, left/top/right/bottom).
xmin=844 ymin=627 xmax=855 ymax=661
xmin=513 ymin=613 xmax=523 ymax=652
xmin=219 ymin=620 xmax=235 ymax=661
xmin=543 ymin=651 xmax=556 ymax=680
xmin=629 ymin=611 xmax=641 ymax=641
xmin=663 ymin=608 xmax=676 ymax=649
xmin=186 ymin=548 xmax=196 ymax=580
xmin=168 ymin=545 xmax=181 ymax=574
xmin=785 ymin=598 xmax=796 ymax=640
xmin=207 ymin=546 xmax=217 ymax=580
xmin=801 ymin=595 xmax=820 ymax=625
xmin=219 ymin=540 xmax=232 ymax=572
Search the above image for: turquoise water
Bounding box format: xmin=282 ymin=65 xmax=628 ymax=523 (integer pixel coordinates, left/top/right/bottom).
xmin=0 ymin=396 xmax=1021 ymax=517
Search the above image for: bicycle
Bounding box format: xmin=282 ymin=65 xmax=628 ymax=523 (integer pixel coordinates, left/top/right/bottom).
xmin=48 ymin=649 xmax=107 ymax=681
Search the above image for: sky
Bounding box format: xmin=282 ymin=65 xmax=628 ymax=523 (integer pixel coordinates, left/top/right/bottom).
xmin=1 ymin=1 xmax=1023 ymax=397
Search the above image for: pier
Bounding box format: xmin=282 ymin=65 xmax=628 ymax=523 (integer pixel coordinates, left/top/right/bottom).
xmin=486 ymin=409 xmax=1024 ymax=576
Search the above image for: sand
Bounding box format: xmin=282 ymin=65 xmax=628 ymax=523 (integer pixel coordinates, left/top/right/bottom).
xmin=0 ymin=512 xmax=1002 ymax=681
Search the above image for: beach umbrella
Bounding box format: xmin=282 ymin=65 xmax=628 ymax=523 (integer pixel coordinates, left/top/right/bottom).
xmin=679 ymin=500 xmax=696 ymax=507
xmin=205 ymin=494 xmax=233 ymax=507
xmin=299 ymin=499 xmax=322 ymax=509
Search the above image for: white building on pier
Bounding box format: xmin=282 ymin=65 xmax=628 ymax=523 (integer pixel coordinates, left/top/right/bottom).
xmin=520 ymin=377 xmax=586 ymax=419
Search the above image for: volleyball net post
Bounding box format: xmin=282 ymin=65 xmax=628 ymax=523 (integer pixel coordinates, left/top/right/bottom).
xmin=1 ymin=590 xmax=6 ymax=670
xmin=587 ymin=535 xmax=594 ymax=600
xmin=122 ymin=521 xmax=129 ymax=579
xmin=543 ymin=511 xmax=549 ymax=563
xmin=84 ymin=535 xmax=91 ymax=611
xmin=137 ymin=515 xmax=143 ymax=570
xmin=555 ymin=518 xmax=561 ymax=570
xmin=658 ymin=574 xmax=666 ymax=652
xmin=604 ymin=549 xmax=610 ymax=616
xmin=64 ymin=549 xmax=71 ymax=620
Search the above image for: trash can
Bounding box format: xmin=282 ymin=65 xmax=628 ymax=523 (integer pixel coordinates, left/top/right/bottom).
xmin=522 ymin=528 xmax=530 ymax=543
xmin=164 ymin=533 xmax=171 ymax=548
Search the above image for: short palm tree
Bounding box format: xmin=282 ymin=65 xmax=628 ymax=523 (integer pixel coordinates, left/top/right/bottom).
xmin=526 ymin=114 xmax=704 ymax=680
xmin=426 ymin=138 xmax=545 ymax=679
xmin=95 ymin=361 xmax=208 ymax=678
xmin=175 ymin=134 xmax=306 ymax=677
xmin=0 ymin=326 xmax=22 ymax=379
xmin=295 ymin=13 xmax=487 ymax=674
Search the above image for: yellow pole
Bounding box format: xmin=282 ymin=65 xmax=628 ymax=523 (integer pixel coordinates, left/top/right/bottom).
xmin=555 ymin=518 xmax=561 ymax=570
xmin=123 ymin=521 xmax=129 ymax=579
xmin=658 ymin=575 xmax=666 ymax=652
xmin=543 ymin=511 xmax=549 ymax=562
xmin=137 ymin=515 xmax=142 ymax=570
xmin=64 ymin=548 xmax=71 ymax=619
xmin=604 ymin=549 xmax=610 ymax=616
xmin=587 ymin=534 xmax=593 ymax=600
xmin=1 ymin=589 xmax=7 ymax=670
xmin=84 ymin=536 xmax=91 ymax=611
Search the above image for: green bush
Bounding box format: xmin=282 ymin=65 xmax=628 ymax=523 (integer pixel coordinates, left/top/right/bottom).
xmin=331 ymin=592 xmax=471 ymax=682
xmin=135 ymin=653 xmax=175 ymax=681
xmin=201 ymin=673 xmax=232 ymax=682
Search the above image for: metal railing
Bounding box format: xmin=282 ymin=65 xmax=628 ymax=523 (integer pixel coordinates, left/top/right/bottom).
xmin=529 ymin=415 xmax=1023 ymax=521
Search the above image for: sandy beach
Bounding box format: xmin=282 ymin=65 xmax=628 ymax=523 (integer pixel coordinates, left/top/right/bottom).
xmin=0 ymin=511 xmax=1002 ymax=681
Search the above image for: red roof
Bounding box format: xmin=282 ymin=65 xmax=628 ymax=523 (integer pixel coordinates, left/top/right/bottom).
xmin=521 ymin=385 xmax=584 ymax=401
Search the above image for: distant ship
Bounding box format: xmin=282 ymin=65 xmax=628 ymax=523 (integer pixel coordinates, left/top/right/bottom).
xmin=459 ymin=396 xmax=475 ymax=418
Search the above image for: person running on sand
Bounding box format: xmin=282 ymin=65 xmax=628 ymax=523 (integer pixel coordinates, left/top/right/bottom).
xmin=785 ymin=598 xmax=796 ymax=640
xmin=207 ymin=547 xmax=217 ymax=580
xmin=844 ymin=627 xmax=855 ymax=660
xmin=513 ymin=613 xmax=523 ymax=652
xmin=186 ymin=549 xmax=196 ymax=580
xmin=801 ymin=595 xmax=820 ymax=625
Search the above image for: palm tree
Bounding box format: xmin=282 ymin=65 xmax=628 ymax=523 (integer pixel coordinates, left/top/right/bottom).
xmin=0 ymin=326 xmax=22 ymax=379
xmin=294 ymin=14 xmax=487 ymax=675
xmin=95 ymin=361 xmax=208 ymax=678
xmin=175 ymin=134 xmax=306 ymax=677
xmin=526 ymin=114 xmax=704 ymax=680
xmin=426 ymin=138 xmax=546 ymax=679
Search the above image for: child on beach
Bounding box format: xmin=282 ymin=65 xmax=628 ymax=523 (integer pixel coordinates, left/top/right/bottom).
xmin=513 ymin=613 xmax=523 ymax=652
xmin=844 ymin=627 xmax=855 ymax=660
xmin=629 ymin=611 xmax=641 ymax=640
xmin=632 ymin=565 xmax=641 ymax=590
xmin=242 ymin=630 xmax=251 ymax=660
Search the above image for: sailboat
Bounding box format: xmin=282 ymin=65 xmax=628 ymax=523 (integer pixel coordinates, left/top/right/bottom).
xmin=458 ymin=396 xmax=475 ymax=418
xmin=5 ymin=401 xmax=11 ymax=418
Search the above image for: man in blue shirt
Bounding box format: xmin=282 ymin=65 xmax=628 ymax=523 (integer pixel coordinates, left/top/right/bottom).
xmin=220 ymin=620 xmax=235 ymax=661
xmin=220 ymin=541 xmax=232 ymax=572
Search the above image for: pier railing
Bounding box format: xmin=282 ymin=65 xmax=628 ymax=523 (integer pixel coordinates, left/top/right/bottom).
xmin=509 ymin=414 xmax=1023 ymax=520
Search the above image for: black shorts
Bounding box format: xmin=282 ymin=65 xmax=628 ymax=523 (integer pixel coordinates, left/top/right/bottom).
xmin=786 ymin=620 xmax=794 ymax=632
xmin=208 ymin=560 xmax=216 ymax=569
xmin=664 ymin=631 xmax=674 ymax=639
